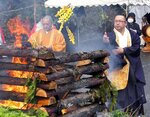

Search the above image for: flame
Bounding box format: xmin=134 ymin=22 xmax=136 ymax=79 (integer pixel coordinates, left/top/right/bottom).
xmin=1 ymin=16 xmax=33 ymax=109
xmin=7 ymin=16 xmax=30 ymax=48
xmin=0 ymin=100 xmax=27 ymax=109
xmin=0 ymin=100 xmax=41 ymax=110
xmin=1 ymin=16 xmax=48 ymax=109
xmin=7 ymin=16 xmax=32 ymax=78
xmin=61 ymin=108 xmax=68 ymax=115
xmin=61 ymin=106 xmax=77 ymax=115
xmin=0 ymin=84 xmax=27 ymax=93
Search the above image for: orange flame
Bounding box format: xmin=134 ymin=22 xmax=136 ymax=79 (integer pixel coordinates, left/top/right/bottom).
xmin=7 ymin=16 xmax=30 ymax=48
xmin=0 ymin=100 xmax=41 ymax=110
xmin=7 ymin=16 xmax=31 ymax=78
xmin=2 ymin=16 xmax=48 ymax=109
xmin=0 ymin=84 xmax=27 ymax=93
xmin=1 ymin=16 xmax=33 ymax=108
xmin=61 ymin=108 xmax=68 ymax=115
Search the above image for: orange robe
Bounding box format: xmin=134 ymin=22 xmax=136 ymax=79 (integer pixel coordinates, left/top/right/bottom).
xmin=28 ymin=29 xmax=66 ymax=52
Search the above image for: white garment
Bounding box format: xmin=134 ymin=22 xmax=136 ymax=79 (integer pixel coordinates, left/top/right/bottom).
xmin=36 ymin=21 xmax=43 ymax=32
xmin=114 ymin=28 xmax=131 ymax=48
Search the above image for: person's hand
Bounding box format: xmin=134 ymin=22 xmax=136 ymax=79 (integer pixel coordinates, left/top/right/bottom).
xmin=103 ymin=32 xmax=110 ymax=43
xmin=112 ymin=47 xmax=124 ymax=55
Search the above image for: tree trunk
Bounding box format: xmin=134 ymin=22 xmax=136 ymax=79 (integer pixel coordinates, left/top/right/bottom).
xmin=44 ymin=50 xmax=110 ymax=66
xmin=0 ymin=75 xmax=26 ymax=85
xmin=0 ymin=62 xmax=52 ymax=73
xmin=0 ymin=90 xmax=56 ymax=106
xmin=36 ymin=77 xmax=105 ymax=97
xmin=0 ymin=47 xmax=109 ymax=63
xmin=0 ymin=75 xmax=74 ymax=89
xmin=60 ymin=93 xmax=94 ymax=107
xmin=46 ymin=63 xmax=109 ymax=81
xmin=60 ymin=104 xmax=105 ymax=117
xmin=0 ymin=47 xmax=54 ymax=59
xmin=55 ymin=76 xmax=74 ymax=85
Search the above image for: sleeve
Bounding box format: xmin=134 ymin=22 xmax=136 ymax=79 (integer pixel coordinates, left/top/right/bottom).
xmin=28 ymin=32 xmax=39 ymax=48
xmin=52 ymin=31 xmax=66 ymax=52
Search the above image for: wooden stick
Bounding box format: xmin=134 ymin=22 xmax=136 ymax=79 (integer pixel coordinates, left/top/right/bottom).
xmin=0 ymin=75 xmax=74 ymax=88
xmin=0 ymin=47 xmax=55 ymax=59
xmin=0 ymin=90 xmax=56 ymax=106
xmin=60 ymin=104 xmax=105 ymax=117
xmin=44 ymin=50 xmax=110 ymax=66
xmin=46 ymin=63 xmax=109 ymax=81
xmin=0 ymin=62 xmax=52 ymax=73
xmin=36 ymin=77 xmax=106 ymax=97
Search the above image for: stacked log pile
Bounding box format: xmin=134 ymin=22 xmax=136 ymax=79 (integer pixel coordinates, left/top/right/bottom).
xmin=0 ymin=46 xmax=111 ymax=117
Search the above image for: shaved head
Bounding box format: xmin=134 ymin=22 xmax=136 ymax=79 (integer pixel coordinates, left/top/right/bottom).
xmin=42 ymin=15 xmax=53 ymax=31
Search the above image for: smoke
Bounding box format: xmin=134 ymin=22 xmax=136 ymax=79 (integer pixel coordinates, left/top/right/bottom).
xmin=77 ymin=31 xmax=105 ymax=52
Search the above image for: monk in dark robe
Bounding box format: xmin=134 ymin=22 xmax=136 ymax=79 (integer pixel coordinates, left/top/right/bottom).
xmin=103 ymin=14 xmax=146 ymax=116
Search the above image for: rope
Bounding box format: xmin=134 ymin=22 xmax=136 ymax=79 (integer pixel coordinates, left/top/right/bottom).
xmin=0 ymin=4 xmax=44 ymax=16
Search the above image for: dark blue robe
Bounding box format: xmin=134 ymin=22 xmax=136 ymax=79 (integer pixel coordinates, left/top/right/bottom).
xmin=106 ymin=30 xmax=146 ymax=115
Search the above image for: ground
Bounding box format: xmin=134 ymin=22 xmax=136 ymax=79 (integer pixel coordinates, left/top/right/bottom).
xmin=141 ymin=52 xmax=150 ymax=117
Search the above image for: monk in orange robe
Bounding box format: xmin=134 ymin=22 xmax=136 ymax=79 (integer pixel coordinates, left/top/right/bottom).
xmin=28 ymin=15 xmax=66 ymax=52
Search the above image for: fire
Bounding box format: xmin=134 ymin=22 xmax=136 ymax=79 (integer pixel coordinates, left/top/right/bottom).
xmin=1 ymin=16 xmax=48 ymax=110
xmin=0 ymin=100 xmax=27 ymax=110
xmin=7 ymin=16 xmax=31 ymax=78
xmin=8 ymin=57 xmax=34 ymax=78
xmin=0 ymin=16 xmax=33 ymax=109
xmin=61 ymin=106 xmax=77 ymax=115
xmin=61 ymin=108 xmax=68 ymax=115
xmin=0 ymin=100 xmax=41 ymax=110
xmin=0 ymin=84 xmax=27 ymax=93
xmin=7 ymin=16 xmax=30 ymax=48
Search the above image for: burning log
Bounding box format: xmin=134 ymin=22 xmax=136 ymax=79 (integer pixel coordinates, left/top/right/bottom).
xmin=0 ymin=90 xmax=56 ymax=106
xmin=0 ymin=62 xmax=52 ymax=73
xmin=46 ymin=63 xmax=109 ymax=81
xmin=0 ymin=46 xmax=111 ymax=116
xmin=0 ymin=75 xmax=26 ymax=85
xmin=0 ymin=48 xmax=109 ymax=61
xmin=0 ymin=47 xmax=55 ymax=59
xmin=44 ymin=50 xmax=110 ymax=66
xmin=60 ymin=104 xmax=106 ymax=117
xmin=0 ymin=75 xmax=74 ymax=90
xmin=36 ymin=77 xmax=105 ymax=97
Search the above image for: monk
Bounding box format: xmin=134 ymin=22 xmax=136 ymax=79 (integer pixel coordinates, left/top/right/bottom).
xmin=28 ymin=15 xmax=66 ymax=52
xmin=103 ymin=14 xmax=146 ymax=116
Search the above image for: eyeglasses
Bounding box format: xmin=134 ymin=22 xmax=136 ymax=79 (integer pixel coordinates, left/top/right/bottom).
xmin=114 ymin=20 xmax=126 ymax=23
